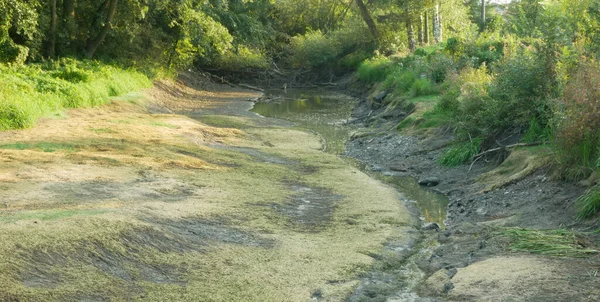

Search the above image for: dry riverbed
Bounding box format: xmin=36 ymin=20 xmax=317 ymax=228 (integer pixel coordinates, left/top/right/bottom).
xmin=0 ymin=74 xmax=418 ymax=301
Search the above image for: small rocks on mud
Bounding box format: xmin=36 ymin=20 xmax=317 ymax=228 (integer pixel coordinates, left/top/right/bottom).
xmin=418 ymin=177 xmax=440 ymax=187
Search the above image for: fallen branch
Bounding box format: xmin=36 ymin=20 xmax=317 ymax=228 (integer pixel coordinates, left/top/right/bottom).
xmin=238 ymin=83 xmax=264 ymax=92
xmin=473 ymin=142 xmax=542 ymax=158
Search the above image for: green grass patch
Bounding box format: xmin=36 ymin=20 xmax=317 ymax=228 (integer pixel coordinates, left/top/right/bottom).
xmin=0 ymin=209 xmax=108 ymax=223
xmin=438 ymin=138 xmax=483 ymax=167
xmin=577 ymin=187 xmax=600 ymax=219
xmin=0 ymin=142 xmax=78 ymax=152
xmin=0 ymin=58 xmax=151 ymax=130
xmin=500 ymin=228 xmax=598 ymax=257
xmin=149 ymin=121 xmax=178 ymax=129
xmin=410 ymin=78 xmax=436 ymax=97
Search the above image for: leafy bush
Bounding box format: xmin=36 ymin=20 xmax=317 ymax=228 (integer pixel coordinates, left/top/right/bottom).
xmin=438 ymin=138 xmax=484 ymax=167
xmin=217 ymin=46 xmax=269 ymax=70
xmin=357 ymin=56 xmax=394 ymax=83
xmin=289 ymin=31 xmax=338 ymax=69
xmin=382 ymin=67 xmax=416 ymax=95
xmin=427 ymin=53 xmax=455 ymax=83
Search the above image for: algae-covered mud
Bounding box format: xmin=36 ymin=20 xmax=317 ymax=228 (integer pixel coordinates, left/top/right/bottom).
xmin=0 ymin=76 xmax=418 ymax=301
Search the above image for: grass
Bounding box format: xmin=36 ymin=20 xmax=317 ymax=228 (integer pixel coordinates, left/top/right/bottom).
xmin=0 ymin=58 xmax=151 ymax=130
xmin=0 ymin=209 xmax=108 ymax=223
xmin=577 ymin=187 xmax=600 ymax=219
xmin=0 ymin=142 xmax=78 ymax=152
xmin=438 ymin=138 xmax=483 ymax=167
xmin=357 ymin=56 xmax=394 ymax=83
xmin=149 ymin=121 xmax=178 ymax=129
xmin=500 ymin=228 xmax=598 ymax=257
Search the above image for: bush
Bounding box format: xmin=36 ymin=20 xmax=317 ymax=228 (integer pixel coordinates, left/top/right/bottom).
xmin=428 ymin=53 xmax=455 ymax=83
xmin=289 ymin=31 xmax=338 ymax=68
xmin=555 ymin=59 xmax=600 ymax=178
xmin=381 ymin=67 xmax=416 ymax=95
xmin=217 ymin=46 xmax=269 ymax=70
xmin=357 ymin=56 xmax=394 ymax=83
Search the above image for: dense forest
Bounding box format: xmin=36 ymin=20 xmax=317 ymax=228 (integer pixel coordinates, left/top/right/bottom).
xmin=2 ymin=0 xmax=600 ymax=211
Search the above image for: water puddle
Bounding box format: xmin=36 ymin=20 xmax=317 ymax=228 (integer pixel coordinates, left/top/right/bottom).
xmin=251 ymin=90 xmax=355 ymax=155
xmin=251 ymin=90 xmax=448 ymax=227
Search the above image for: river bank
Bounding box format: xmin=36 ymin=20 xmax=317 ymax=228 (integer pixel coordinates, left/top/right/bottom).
xmin=343 ymin=80 xmax=600 ymax=301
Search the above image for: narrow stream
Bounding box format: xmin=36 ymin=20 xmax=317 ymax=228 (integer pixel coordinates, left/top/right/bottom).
xmin=251 ymin=89 xmax=448 ymax=227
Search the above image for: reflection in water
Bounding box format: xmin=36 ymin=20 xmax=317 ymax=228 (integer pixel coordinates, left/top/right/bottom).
xmin=251 ymin=90 xmax=448 ymax=227
xmin=251 ymin=90 xmax=355 ymax=155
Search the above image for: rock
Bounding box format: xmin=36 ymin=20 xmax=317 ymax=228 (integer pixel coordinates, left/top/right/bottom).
xmin=372 ymin=90 xmax=388 ymax=103
xmin=578 ymin=171 xmax=598 ymax=188
xmin=419 ymin=177 xmax=440 ymax=187
xmin=389 ymin=164 xmax=408 ymax=172
xmin=371 ymin=165 xmax=383 ymax=172
xmin=423 ymin=222 xmax=441 ymax=231
xmin=423 ymin=269 xmax=453 ymax=295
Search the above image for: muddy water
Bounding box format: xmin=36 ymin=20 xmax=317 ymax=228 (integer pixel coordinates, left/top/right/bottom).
xmin=251 ymin=90 xmax=448 ymax=227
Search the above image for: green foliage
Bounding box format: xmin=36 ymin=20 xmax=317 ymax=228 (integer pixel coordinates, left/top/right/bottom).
xmin=410 ymin=79 xmax=435 ymax=97
xmin=522 ymin=117 xmax=553 ymax=144
xmin=427 ymin=53 xmax=455 ymax=83
xmin=289 ymin=31 xmax=339 ymax=69
xmin=0 ymin=60 xmax=150 ymax=130
xmin=357 ymin=57 xmax=394 ymax=83
xmin=217 ymin=46 xmax=269 ymax=70
xmin=577 ymin=187 xmax=600 ymax=219
xmin=438 ymin=138 xmax=483 ymax=167
xmin=0 ymin=142 xmax=77 ymax=152
xmin=555 ymin=60 xmax=600 ymax=177
xmin=500 ymin=228 xmax=598 ymax=256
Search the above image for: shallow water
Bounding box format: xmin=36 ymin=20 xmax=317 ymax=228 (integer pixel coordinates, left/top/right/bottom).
xmin=251 ymin=90 xmax=355 ymax=155
xmin=252 ymin=89 xmax=448 ymax=227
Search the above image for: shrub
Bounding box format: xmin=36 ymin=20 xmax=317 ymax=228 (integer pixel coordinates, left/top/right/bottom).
xmin=428 ymin=53 xmax=455 ymax=83
xmin=357 ymin=56 xmax=394 ymax=83
xmin=217 ymin=46 xmax=269 ymax=70
xmin=555 ymin=59 xmax=600 ymax=176
xmin=289 ymin=31 xmax=338 ymax=68
xmin=382 ymin=68 xmax=416 ymax=95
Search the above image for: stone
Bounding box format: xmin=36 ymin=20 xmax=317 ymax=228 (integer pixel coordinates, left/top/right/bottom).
xmin=423 ymin=222 xmax=441 ymax=231
xmin=372 ymin=90 xmax=388 ymax=103
xmin=389 ymin=164 xmax=408 ymax=172
xmin=419 ymin=177 xmax=440 ymax=187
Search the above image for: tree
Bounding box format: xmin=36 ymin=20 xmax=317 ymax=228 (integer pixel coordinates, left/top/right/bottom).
xmin=355 ymin=0 xmax=379 ymax=38
xmin=85 ymin=0 xmax=119 ymax=58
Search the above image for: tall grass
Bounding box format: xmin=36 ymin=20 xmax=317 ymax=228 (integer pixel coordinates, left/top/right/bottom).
xmin=577 ymin=187 xmax=600 ymax=219
xmin=0 ymin=59 xmax=151 ymax=130
xmin=438 ymin=138 xmax=483 ymax=167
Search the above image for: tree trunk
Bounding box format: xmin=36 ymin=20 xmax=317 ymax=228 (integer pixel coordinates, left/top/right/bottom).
xmin=46 ymin=0 xmax=57 ymax=58
xmin=407 ymin=20 xmax=416 ymax=52
xmin=418 ymin=14 xmax=424 ymax=45
xmin=481 ymin=0 xmax=486 ymax=32
xmin=63 ymin=0 xmax=75 ymax=19
xmin=424 ymin=11 xmax=430 ymax=44
xmin=85 ymin=0 xmax=118 ymax=58
xmin=355 ymin=0 xmax=378 ymax=39
xmin=433 ymin=3 xmax=442 ymax=43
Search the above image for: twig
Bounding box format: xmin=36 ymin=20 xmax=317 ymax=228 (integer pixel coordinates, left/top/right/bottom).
xmin=473 ymin=142 xmax=542 ymax=158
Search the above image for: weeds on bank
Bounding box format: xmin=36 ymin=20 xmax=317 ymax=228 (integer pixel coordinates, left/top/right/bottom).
xmin=0 ymin=58 xmax=151 ymax=130
xmin=500 ymin=228 xmax=598 ymax=257
xmin=438 ymin=138 xmax=483 ymax=167
xmin=0 ymin=142 xmax=78 ymax=152
xmin=577 ymin=187 xmax=600 ymax=219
